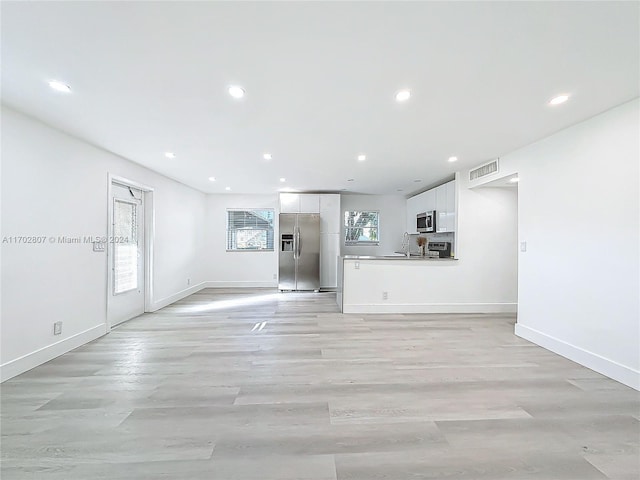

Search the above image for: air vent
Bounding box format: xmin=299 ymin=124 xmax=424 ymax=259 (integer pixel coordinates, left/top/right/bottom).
xmin=470 ymin=159 xmax=499 ymax=181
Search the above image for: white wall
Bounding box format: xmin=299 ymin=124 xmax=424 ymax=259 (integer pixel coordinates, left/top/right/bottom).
xmin=205 ymin=194 xmax=279 ymax=287
xmin=1 ymin=107 xmax=208 ymax=381
xmin=472 ymin=99 xmax=640 ymax=389
xmin=341 ymin=194 xmax=407 ymax=256
xmin=341 ymin=183 xmax=518 ymax=313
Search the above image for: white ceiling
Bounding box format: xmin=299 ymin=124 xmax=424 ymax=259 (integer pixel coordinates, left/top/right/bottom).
xmin=2 ymin=1 xmax=638 ymax=195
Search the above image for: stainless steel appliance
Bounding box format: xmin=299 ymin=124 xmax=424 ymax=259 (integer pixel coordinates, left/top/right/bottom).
xmin=428 ymin=241 xmax=452 ymax=258
xmin=279 ymin=214 xmax=320 ymax=291
xmin=417 ymin=211 xmax=436 ymax=233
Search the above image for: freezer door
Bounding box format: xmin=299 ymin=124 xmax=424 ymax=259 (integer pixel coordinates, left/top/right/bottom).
xmin=296 ymin=214 xmax=320 ymax=290
xmin=278 ymin=214 xmax=296 ymax=290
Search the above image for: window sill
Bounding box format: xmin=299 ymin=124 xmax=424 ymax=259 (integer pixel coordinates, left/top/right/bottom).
xmin=226 ymin=249 xmax=274 ymax=252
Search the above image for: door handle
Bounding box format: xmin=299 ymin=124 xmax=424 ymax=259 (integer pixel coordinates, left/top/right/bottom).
xmin=296 ymin=227 xmax=302 ymax=258
xmin=293 ymin=229 xmax=298 ymax=260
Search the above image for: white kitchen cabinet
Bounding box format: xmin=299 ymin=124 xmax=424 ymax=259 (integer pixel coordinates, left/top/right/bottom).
xmin=279 ymin=193 xmax=320 ymax=213
xmin=280 ymin=193 xmax=300 ymax=213
xmin=424 ymin=189 xmax=436 ymax=213
xmin=435 ymin=184 xmax=447 ymax=232
xmin=405 ymin=180 xmax=457 ymax=234
xmin=406 ymin=195 xmax=421 ymax=233
xmin=299 ymin=194 xmax=320 ymax=213
xmin=320 ymin=233 xmax=340 ymax=289
xmin=320 ymin=194 xmax=341 ymax=233
xmin=445 ymin=180 xmax=456 ymax=233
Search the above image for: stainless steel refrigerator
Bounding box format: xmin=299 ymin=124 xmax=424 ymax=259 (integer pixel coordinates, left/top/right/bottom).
xmin=278 ymin=213 xmax=320 ymax=291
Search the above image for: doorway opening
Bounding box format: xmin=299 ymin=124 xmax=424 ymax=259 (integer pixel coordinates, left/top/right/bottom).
xmin=473 ymin=172 xmax=519 ymax=320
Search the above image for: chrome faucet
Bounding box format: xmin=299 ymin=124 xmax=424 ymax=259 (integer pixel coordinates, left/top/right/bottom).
xmin=402 ymin=232 xmax=410 ymax=257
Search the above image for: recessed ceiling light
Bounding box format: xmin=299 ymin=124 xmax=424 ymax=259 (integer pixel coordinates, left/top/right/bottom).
xmin=48 ymin=80 xmax=71 ymax=93
xmin=228 ymin=85 xmax=245 ymax=99
xmin=510 ymin=177 xmax=520 ymax=183
xmin=357 ymin=154 xmax=366 ymax=162
xmin=208 ymin=176 xmax=216 ymax=182
xmin=165 ymin=152 xmax=176 ymax=159
xmin=395 ymin=89 xmax=411 ymax=102
xmin=397 ymin=188 xmax=403 ymax=192
xmin=279 ymin=177 xmax=286 ymax=182
xmin=549 ymin=94 xmax=569 ymax=105
xmin=414 ymin=179 xmax=422 ymax=183
xmin=263 ymin=153 xmax=272 ymax=160
xmin=448 ymin=156 xmax=458 ymax=163
xmin=347 ymin=179 xmax=355 ymax=182
xmin=225 ymin=186 xmax=231 ymax=191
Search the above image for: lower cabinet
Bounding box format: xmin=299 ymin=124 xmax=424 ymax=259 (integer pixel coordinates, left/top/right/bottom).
xmin=320 ymin=233 xmax=340 ymax=289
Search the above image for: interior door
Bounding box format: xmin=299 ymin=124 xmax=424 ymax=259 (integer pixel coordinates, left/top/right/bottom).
xmin=109 ymin=183 xmax=144 ymax=326
xmin=296 ymin=214 xmax=320 ymax=290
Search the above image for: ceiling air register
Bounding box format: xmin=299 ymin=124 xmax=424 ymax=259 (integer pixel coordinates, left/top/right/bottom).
xmin=469 ymin=159 xmax=499 ymax=181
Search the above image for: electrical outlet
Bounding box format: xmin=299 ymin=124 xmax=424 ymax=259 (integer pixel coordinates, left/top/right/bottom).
xmin=273 ymin=273 xmax=277 ymax=279
xmin=382 ymin=291 xmax=388 ymax=300
xmin=355 ymin=261 xmax=360 ymax=269
xmin=520 ymin=241 xmax=527 ymax=252
xmin=187 ymin=278 xmax=191 ymax=286
xmin=53 ymin=321 xmax=62 ymax=335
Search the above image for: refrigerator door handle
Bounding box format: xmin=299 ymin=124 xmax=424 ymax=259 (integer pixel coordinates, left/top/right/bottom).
xmin=296 ymin=227 xmax=302 ymax=258
xmin=292 ymin=227 xmax=298 ymax=260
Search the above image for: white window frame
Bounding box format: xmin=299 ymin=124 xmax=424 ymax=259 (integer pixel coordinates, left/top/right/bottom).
xmin=226 ymin=208 xmax=275 ymax=252
xmin=344 ymin=210 xmax=380 ymax=246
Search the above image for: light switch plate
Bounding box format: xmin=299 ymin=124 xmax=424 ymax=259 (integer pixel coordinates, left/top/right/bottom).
xmin=354 ymin=261 xmax=360 ymax=269
xmin=520 ymin=241 xmax=527 ymax=252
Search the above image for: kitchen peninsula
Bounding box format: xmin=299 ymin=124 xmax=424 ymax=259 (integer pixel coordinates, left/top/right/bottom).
xmin=337 ymin=254 xmax=516 ymax=314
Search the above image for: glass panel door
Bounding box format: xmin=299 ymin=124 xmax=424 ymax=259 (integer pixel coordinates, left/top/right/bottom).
xmin=113 ymin=199 xmax=138 ymax=294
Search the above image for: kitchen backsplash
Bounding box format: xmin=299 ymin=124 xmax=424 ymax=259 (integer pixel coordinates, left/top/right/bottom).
xmin=408 ymin=232 xmax=455 ymax=256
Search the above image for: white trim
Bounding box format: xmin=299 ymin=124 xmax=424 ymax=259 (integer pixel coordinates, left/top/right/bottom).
xmin=148 ymin=282 xmax=209 ymax=312
xmin=0 ymin=324 xmax=106 ymax=382
xmin=147 ymin=281 xmax=279 ymax=311
xmin=515 ymin=324 xmax=640 ymax=391
xmin=342 ymin=302 xmax=517 ymax=314
xmin=144 ymin=190 xmax=155 ymax=312
xmin=205 ymin=280 xmax=278 ymax=289
xmin=106 ymin=174 xmax=155 ymax=331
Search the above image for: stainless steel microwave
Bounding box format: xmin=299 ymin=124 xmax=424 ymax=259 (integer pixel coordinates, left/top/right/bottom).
xmin=417 ymin=211 xmax=436 ymax=233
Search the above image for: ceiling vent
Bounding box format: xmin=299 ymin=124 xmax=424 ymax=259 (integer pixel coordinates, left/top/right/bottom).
xmin=469 ymin=159 xmax=499 ymax=181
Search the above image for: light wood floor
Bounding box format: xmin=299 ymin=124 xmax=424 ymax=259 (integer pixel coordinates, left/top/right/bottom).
xmin=1 ymin=288 xmax=639 ymax=479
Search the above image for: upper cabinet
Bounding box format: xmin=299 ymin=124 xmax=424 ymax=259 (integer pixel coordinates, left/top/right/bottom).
xmin=405 ymin=180 xmax=456 ymax=233
xmin=319 ymin=194 xmax=341 ymax=234
xmin=445 ymin=180 xmax=456 ymax=233
xmin=280 ymin=193 xmax=301 ymax=213
xmin=435 ymin=184 xmax=447 ymax=232
xmin=279 ymin=193 xmax=320 ymax=213
xmin=299 ymin=194 xmax=320 ymax=213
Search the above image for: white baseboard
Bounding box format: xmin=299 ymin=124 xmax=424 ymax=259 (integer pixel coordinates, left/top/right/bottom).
xmin=1 ymin=282 xmax=280 ymax=383
xmin=148 ymin=282 xmax=210 ymax=312
xmin=0 ymin=324 xmax=106 ymax=382
xmin=515 ymin=324 xmax=640 ymax=391
xmin=203 ymin=281 xmax=278 ymax=289
xmin=342 ymin=302 xmax=517 ymax=314
xmin=149 ymin=281 xmax=279 ymax=311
